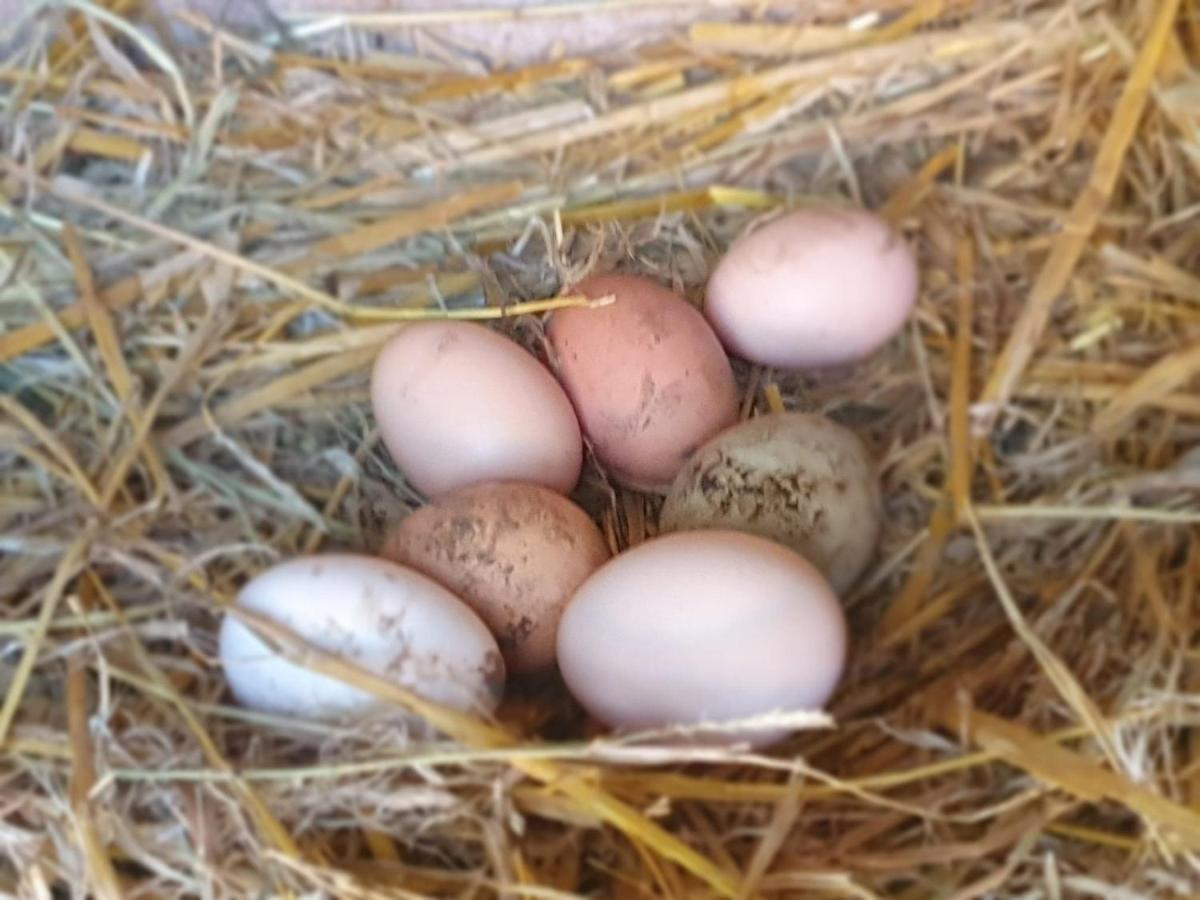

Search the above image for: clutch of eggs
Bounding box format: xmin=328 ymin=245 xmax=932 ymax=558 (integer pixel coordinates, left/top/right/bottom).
xmin=217 ymin=202 xmax=920 ymax=741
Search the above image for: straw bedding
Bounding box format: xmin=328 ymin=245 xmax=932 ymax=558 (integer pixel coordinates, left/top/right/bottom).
xmin=2 ymin=0 xmax=1199 ymax=896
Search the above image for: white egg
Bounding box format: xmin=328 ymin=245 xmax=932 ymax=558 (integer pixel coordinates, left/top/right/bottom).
xmin=219 ymin=554 xmax=504 ymax=722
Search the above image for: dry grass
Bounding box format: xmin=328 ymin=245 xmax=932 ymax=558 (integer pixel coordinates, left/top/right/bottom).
xmin=2 ymin=0 xmax=1200 ymax=896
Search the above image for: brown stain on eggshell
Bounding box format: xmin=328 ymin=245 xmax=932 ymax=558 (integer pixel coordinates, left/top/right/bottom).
xmin=381 ymin=482 xmax=610 ymax=673
xmin=660 ymin=412 xmax=882 ymax=594
xmin=479 ymin=650 xmax=506 ymax=707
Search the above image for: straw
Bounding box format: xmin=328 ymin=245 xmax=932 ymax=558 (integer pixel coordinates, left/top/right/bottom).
xmin=2 ymin=0 xmax=1198 ymax=895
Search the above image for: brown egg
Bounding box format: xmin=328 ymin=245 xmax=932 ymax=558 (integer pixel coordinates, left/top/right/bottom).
xmin=548 ymin=274 xmax=738 ymax=492
xmin=381 ymin=482 xmax=610 ymax=673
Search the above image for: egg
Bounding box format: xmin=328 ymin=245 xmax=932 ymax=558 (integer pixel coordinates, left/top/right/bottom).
xmin=371 ymin=321 xmax=582 ymax=496
xmin=659 ymin=412 xmax=880 ymax=593
xmin=381 ymin=482 xmax=610 ymax=673
xmin=705 ymin=208 xmax=918 ymax=368
xmin=219 ymin=554 xmax=504 ymax=721
xmin=557 ymin=530 xmax=846 ymax=746
xmin=548 ymin=274 xmax=738 ymax=492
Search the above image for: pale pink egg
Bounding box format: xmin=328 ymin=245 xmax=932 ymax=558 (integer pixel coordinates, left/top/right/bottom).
xmin=705 ymin=208 xmax=919 ymax=368
xmin=556 ymin=530 xmax=847 ymax=747
xmin=371 ymin=321 xmax=582 ymax=497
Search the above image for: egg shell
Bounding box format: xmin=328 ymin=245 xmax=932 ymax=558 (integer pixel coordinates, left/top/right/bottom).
xmin=219 ymin=554 xmax=504 ymax=721
xmin=548 ymin=274 xmax=738 ymax=492
xmin=371 ymin=321 xmax=582 ymax=497
xmin=381 ymin=482 xmax=610 ymax=673
xmin=556 ymin=530 xmax=846 ymax=746
xmin=705 ymin=208 xmax=918 ymax=368
xmin=660 ymin=412 xmax=881 ymax=593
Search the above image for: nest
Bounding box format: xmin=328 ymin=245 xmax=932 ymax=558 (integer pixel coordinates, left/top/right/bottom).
xmin=3 ymin=1 xmax=1200 ymax=896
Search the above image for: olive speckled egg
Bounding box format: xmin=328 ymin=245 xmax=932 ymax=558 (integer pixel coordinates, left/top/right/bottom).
xmin=381 ymin=482 xmax=610 ymax=673
xmin=660 ymin=412 xmax=881 ymax=593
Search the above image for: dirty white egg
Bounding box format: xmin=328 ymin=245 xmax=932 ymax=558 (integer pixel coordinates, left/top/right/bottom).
xmin=371 ymin=321 xmax=582 ymax=497
xmin=218 ymin=554 xmax=504 ymax=721
xmin=660 ymin=412 xmax=881 ymax=593
xmin=705 ymin=208 xmax=918 ymax=368
xmin=381 ymin=481 xmax=610 ymax=674
xmin=556 ymin=530 xmax=846 ymax=746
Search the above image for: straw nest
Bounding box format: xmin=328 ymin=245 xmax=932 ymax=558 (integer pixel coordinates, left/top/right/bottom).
xmin=3 ymin=0 xmax=1200 ymax=896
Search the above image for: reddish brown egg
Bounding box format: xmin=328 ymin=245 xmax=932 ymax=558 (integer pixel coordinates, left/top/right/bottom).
xmin=548 ymin=274 xmax=738 ymax=492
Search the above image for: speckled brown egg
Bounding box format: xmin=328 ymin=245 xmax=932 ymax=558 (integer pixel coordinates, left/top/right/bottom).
xmin=381 ymin=482 xmax=611 ymax=673
xmin=548 ymin=274 xmax=738 ymax=493
xmin=659 ymin=412 xmax=881 ymax=593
